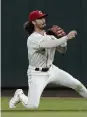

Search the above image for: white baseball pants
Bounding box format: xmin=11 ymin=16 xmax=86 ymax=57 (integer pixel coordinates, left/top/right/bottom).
xmin=19 ymin=64 xmax=87 ymax=108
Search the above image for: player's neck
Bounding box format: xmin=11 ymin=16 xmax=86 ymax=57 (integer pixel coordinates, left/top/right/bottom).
xmin=34 ymin=28 xmax=45 ymax=36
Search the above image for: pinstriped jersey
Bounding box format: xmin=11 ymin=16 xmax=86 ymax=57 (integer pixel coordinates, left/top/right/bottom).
xmin=27 ymin=32 xmax=56 ymax=68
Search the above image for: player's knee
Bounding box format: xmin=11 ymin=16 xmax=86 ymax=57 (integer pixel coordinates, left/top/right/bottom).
xmin=25 ymin=103 xmax=39 ymax=109
xmin=32 ymin=103 xmax=39 ymax=109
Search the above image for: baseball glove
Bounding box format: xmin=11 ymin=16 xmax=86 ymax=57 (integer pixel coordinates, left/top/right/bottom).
xmin=46 ymin=25 xmax=66 ymax=38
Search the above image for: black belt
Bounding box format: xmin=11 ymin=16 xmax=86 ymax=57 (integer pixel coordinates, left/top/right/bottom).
xmin=35 ymin=67 xmax=49 ymax=72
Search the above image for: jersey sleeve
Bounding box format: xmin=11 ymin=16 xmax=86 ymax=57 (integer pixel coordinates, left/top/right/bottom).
xmin=27 ymin=35 xmax=45 ymax=49
xmin=27 ymin=35 xmax=68 ymax=49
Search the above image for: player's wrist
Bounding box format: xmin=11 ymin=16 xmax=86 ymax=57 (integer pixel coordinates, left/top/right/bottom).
xmin=66 ymin=35 xmax=69 ymax=41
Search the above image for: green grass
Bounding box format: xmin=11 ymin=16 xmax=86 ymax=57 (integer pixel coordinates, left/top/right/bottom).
xmin=2 ymin=112 xmax=87 ymax=117
xmin=1 ymin=97 xmax=87 ymax=117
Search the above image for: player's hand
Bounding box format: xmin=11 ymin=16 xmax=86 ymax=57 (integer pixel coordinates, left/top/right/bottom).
xmin=67 ymin=30 xmax=77 ymax=40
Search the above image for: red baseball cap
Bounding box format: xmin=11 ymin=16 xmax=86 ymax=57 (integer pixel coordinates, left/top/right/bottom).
xmin=29 ymin=10 xmax=47 ymax=21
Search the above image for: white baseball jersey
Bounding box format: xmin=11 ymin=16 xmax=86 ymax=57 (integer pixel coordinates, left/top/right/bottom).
xmin=27 ymin=32 xmax=56 ymax=68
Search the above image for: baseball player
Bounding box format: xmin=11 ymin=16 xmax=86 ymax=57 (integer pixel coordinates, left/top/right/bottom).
xmin=9 ymin=10 xmax=87 ymax=109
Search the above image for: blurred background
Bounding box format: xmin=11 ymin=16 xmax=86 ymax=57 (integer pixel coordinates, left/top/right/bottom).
xmin=1 ymin=0 xmax=87 ymax=96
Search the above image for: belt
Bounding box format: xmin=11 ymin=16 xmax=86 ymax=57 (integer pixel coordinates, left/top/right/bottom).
xmin=35 ymin=67 xmax=49 ymax=72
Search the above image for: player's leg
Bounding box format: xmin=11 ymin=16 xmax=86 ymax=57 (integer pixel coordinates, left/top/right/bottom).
xmin=50 ymin=65 xmax=87 ymax=98
xmin=18 ymin=70 xmax=49 ymax=108
xmin=9 ymin=72 xmax=49 ymax=109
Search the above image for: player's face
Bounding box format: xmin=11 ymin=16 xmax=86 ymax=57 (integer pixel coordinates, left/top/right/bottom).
xmin=34 ymin=17 xmax=46 ymax=29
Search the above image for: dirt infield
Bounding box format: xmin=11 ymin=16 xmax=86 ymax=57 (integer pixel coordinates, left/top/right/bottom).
xmin=1 ymin=88 xmax=81 ymax=97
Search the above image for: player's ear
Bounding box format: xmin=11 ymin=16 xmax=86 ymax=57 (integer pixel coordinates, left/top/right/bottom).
xmin=32 ymin=21 xmax=36 ymax=25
